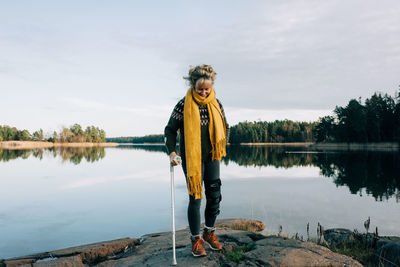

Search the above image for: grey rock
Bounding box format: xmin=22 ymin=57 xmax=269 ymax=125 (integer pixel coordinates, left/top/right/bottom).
xmin=4 ymin=219 xmax=363 ymax=267
xmin=4 ymin=238 xmax=138 ymax=267
xmin=33 ymin=255 xmax=85 ymax=267
xmin=375 ymin=240 xmax=400 ymax=267
xmin=324 ymin=228 xmax=400 ymax=267
xmin=324 ymin=228 xmax=356 ymax=247
xmin=377 ymin=236 xmax=400 ymax=249
xmin=2 ymin=258 xmax=35 ymax=267
xmin=245 ymin=236 xmax=362 ymax=267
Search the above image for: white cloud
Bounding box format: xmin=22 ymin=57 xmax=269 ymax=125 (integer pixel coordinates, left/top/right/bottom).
xmin=62 ymin=97 xmax=171 ymax=118
xmin=60 ymin=169 xmax=168 ymax=190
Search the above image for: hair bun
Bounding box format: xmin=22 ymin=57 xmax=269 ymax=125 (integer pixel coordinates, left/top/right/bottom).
xmin=183 ymin=64 xmax=217 ymax=88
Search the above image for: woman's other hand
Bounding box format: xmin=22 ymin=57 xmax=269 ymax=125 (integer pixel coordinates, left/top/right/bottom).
xmin=169 ymin=152 xmax=181 ymax=166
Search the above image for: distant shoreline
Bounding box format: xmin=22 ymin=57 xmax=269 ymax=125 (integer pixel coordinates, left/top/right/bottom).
xmin=311 ymin=142 xmax=399 ymax=151
xmin=104 ymin=141 xmax=400 ymax=151
xmin=115 ymin=142 xmax=314 ymax=146
xmin=237 ymin=142 xmax=313 ymax=146
xmin=236 ymin=142 xmax=399 ymax=150
xmin=0 ymin=141 xmax=119 ymax=150
xmin=238 ymin=142 xmax=399 ymax=151
xmin=117 ymin=143 xmax=165 ymax=145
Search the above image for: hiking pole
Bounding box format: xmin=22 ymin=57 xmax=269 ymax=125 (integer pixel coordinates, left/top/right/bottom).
xmin=170 ymin=157 xmax=179 ymax=266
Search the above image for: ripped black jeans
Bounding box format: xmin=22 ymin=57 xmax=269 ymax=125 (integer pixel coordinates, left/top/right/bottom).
xmin=182 ymin=159 xmax=222 ymax=236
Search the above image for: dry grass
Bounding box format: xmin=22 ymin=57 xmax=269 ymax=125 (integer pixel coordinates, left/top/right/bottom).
xmin=228 ymin=223 xmax=261 ymax=233
xmin=216 ymin=219 xmax=266 ymax=233
xmin=0 ymin=141 xmax=119 ymax=150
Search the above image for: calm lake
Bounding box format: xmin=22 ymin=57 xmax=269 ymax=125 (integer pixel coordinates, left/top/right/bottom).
xmin=0 ymin=145 xmax=399 ymax=258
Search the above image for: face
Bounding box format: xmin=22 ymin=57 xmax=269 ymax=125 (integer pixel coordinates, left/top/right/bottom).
xmin=195 ymin=80 xmax=213 ymax=98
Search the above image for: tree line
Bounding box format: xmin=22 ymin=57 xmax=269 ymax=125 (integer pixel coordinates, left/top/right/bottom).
xmin=107 ymin=134 xmax=164 ymax=143
xmin=0 ymin=124 xmax=106 ymax=143
xmin=107 ymin=120 xmax=316 ymax=144
xmin=229 ymin=120 xmax=316 ymax=144
xmin=315 ymin=90 xmax=400 ymax=143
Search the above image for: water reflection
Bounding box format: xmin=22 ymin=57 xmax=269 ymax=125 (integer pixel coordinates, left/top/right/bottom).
xmin=0 ymin=147 xmax=105 ymax=164
xmin=1 ymin=144 xmax=399 ymax=201
xmin=314 ymin=152 xmax=400 ymax=201
xmin=115 ymin=144 xmax=168 ymax=153
xmin=224 ymin=145 xmax=316 ymax=168
xmin=0 ymin=149 xmax=35 ymax=162
xmin=122 ymin=145 xmax=400 ymax=202
xmin=114 ymin=145 xmax=317 ymax=168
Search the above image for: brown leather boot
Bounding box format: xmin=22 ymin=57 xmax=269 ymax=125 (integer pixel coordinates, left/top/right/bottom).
xmin=203 ymin=229 xmax=223 ymax=251
xmin=191 ymin=235 xmax=207 ymax=257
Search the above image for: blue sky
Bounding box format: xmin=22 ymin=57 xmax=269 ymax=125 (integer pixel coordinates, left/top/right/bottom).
xmin=1 ymin=0 xmax=400 ymax=137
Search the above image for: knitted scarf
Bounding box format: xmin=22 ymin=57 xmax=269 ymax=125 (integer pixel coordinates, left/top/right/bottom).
xmin=184 ymin=88 xmax=226 ymax=199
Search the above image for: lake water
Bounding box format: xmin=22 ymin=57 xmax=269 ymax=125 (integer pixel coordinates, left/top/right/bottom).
xmin=0 ymin=145 xmax=399 ymax=258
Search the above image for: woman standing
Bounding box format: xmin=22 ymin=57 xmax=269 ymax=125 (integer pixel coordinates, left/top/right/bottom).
xmin=164 ymin=64 xmax=228 ymax=257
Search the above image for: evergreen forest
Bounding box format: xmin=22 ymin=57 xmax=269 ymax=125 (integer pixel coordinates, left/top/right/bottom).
xmin=229 ymin=120 xmax=316 ymax=144
xmin=315 ymin=90 xmax=400 ymax=142
xmin=107 ymin=134 xmax=164 ymax=144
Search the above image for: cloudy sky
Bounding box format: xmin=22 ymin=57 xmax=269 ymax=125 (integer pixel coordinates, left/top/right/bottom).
xmin=1 ymin=0 xmax=400 ymax=137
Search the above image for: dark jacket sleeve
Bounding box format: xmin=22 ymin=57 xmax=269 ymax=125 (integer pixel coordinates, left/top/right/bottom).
xmin=217 ymin=99 xmax=230 ymax=144
xmin=164 ymin=98 xmax=184 ymax=154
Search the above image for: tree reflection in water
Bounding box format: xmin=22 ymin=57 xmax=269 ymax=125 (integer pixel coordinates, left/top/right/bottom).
xmin=1 ymin=144 xmax=399 ymax=201
xmin=224 ymin=145 xmax=317 ymax=168
xmin=314 ymin=151 xmax=400 ymax=202
xmin=119 ymin=145 xmax=400 ymax=202
xmin=54 ymin=147 xmax=106 ymax=164
xmin=114 ymin=144 xmax=168 ymax=153
xmin=226 ymin=146 xmax=400 ymax=202
xmin=0 ymin=147 xmax=106 ymax=164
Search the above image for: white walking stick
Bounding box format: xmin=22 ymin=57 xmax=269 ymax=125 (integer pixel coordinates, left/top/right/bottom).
xmin=170 ymin=161 xmax=178 ymax=266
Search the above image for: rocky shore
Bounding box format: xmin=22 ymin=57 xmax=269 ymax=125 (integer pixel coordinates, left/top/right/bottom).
xmin=7 ymin=219 xmax=394 ymax=267
xmin=323 ymin=228 xmax=400 ymax=267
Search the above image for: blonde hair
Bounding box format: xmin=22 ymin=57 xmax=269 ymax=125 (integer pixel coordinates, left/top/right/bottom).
xmin=184 ymin=64 xmax=217 ymax=89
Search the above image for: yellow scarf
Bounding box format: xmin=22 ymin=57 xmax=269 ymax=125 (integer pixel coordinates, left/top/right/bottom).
xmin=184 ymin=88 xmax=226 ymax=199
